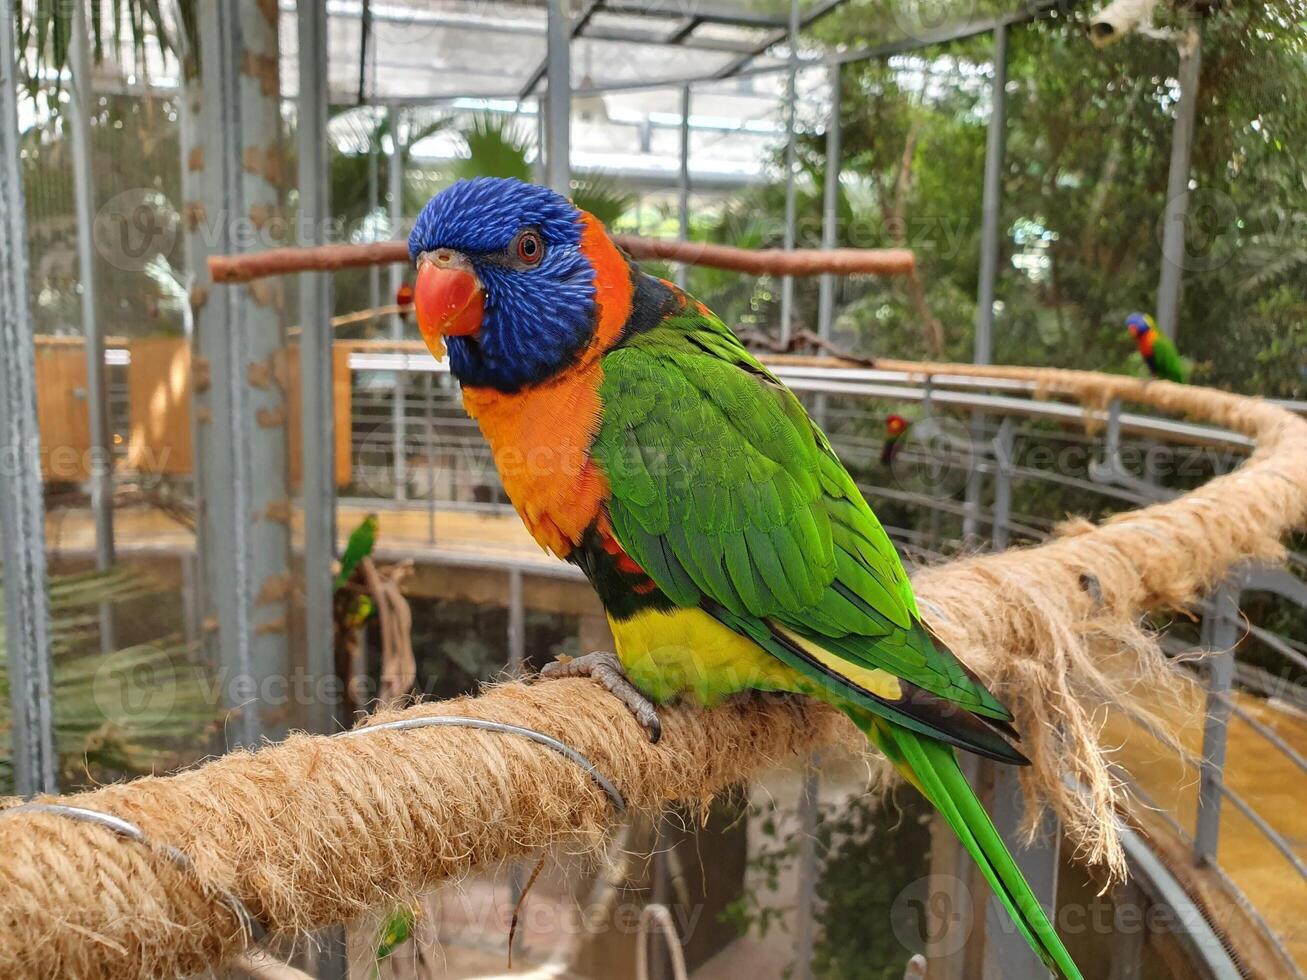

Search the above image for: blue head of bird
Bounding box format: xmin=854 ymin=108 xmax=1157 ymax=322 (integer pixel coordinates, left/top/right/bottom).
xmin=1125 ymin=312 xmax=1156 ymax=341
xmin=408 ymin=178 xmax=601 ymax=392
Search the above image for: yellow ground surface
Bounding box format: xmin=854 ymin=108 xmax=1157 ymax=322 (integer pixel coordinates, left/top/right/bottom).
xmin=1106 ymin=685 xmax=1307 ymax=971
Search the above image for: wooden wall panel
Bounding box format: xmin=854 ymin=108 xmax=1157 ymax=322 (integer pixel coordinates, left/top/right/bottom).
xmin=126 ymin=337 xmax=193 ymax=476
xmin=34 ymin=343 xmax=91 ymax=481
xmin=286 ymin=343 xmax=353 ymax=488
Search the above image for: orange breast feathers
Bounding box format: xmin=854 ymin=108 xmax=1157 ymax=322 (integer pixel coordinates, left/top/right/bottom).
xmin=460 ymin=212 xmax=634 ymax=557
xmin=1136 ymin=331 xmax=1155 ymax=357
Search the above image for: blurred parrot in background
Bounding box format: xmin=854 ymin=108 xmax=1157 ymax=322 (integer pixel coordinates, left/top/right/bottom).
xmin=1126 ymin=312 xmax=1187 ymax=383
xmin=335 ymin=513 xmax=379 ymax=589
xmin=372 ymin=905 xmax=417 ymax=976
xmin=396 ymin=281 xmax=415 ymax=324
xmin=407 ymin=178 xmax=1083 ymax=979
xmin=880 ymin=413 xmax=908 ymax=467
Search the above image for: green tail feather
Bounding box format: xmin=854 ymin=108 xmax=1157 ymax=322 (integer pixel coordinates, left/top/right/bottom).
xmin=862 ymin=717 xmax=1084 ymax=980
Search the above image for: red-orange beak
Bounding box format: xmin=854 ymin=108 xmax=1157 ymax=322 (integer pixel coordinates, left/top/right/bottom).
xmin=414 ymin=250 xmax=484 ymax=354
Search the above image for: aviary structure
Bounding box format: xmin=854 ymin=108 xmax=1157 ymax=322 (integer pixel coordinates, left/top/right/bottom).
xmin=407 ymin=177 xmax=1082 ymax=977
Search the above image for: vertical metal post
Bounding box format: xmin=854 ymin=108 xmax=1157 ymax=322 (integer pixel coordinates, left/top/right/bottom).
xmin=507 ymin=568 xmax=525 ymax=676
xmin=974 ymin=24 xmax=1007 ymax=367
xmin=1155 ymin=32 xmax=1201 ymax=343
xmin=69 ymin=0 xmax=116 ymax=652
xmin=544 ymin=0 xmax=571 ymax=195
xmin=1107 ymin=879 xmax=1146 ymax=980
xmin=368 ymin=133 xmax=381 ymax=317
xmin=675 ymin=85 xmax=691 ymax=290
xmin=817 ymin=63 xmax=841 ymax=343
xmin=990 ymin=417 xmax=1014 ymax=551
xmin=535 ymin=96 xmax=547 ymax=185
xmin=965 ymin=25 xmax=1008 ymax=541
xmin=388 ymin=106 xmax=407 ymax=502
xmin=197 ymin=0 xmax=293 ymax=747
xmin=1195 ymin=583 xmax=1238 ymax=865
xmin=778 ymin=0 xmax=801 ymax=345
xmin=425 ymin=372 xmax=436 ymax=544
xmin=792 ymin=760 xmax=820 ymax=980
xmin=0 ymin=0 xmax=56 ymax=796
xmin=297 ymin=0 xmax=339 ymax=741
xmin=982 ymin=762 xmax=1061 ymax=979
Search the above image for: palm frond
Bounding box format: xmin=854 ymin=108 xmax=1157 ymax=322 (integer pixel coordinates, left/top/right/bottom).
xmin=0 ymin=566 xmax=217 ymax=793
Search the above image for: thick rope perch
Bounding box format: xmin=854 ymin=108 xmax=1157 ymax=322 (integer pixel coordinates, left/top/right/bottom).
xmin=207 ymin=237 xmax=915 ymax=284
xmin=0 ymin=365 xmax=1304 ymax=980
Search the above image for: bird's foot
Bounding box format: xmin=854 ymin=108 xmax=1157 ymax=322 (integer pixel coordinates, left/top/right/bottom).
xmin=540 ymin=651 xmax=662 ymax=744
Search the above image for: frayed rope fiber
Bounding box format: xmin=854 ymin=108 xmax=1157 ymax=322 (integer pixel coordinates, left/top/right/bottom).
xmin=1 ymin=363 xmax=1304 ymax=980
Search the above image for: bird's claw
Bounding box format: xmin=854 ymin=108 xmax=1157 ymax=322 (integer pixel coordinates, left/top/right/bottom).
xmin=540 ymin=650 xmax=662 ymax=743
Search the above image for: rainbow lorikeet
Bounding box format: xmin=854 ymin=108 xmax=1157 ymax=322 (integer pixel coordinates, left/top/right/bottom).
xmin=335 ymin=513 xmax=379 ymax=589
xmin=408 ymin=178 xmax=1082 ymax=979
xmin=396 ymin=281 xmax=415 ymax=324
xmin=1125 ymin=312 xmax=1186 ymax=383
xmin=372 ymin=905 xmax=417 ymax=975
xmin=881 ymin=413 xmax=908 ymax=467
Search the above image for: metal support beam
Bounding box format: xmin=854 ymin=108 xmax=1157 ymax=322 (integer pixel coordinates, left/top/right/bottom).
xmin=0 ymin=0 xmax=56 ymax=797
xmin=297 ymin=0 xmax=339 ymax=741
xmin=545 ymin=0 xmax=572 ymax=195
xmin=675 ymin=85 xmax=691 ymax=290
xmin=816 ymin=63 xmax=841 ymax=343
xmin=982 ymin=762 xmax=1061 ymax=979
xmin=197 ymin=0 xmax=293 ymax=748
xmin=990 ymin=416 xmax=1015 ymax=551
xmin=964 ymin=25 xmax=1008 ymax=542
xmin=388 ymin=105 xmax=407 ymax=502
xmin=69 ymin=0 xmax=115 ymax=652
xmin=1155 ymin=31 xmax=1201 ymax=342
xmin=520 ymin=0 xmax=600 ymax=100
xmin=974 ymin=23 xmax=1007 ymax=367
xmin=792 ymin=760 xmax=820 ymax=980
xmin=1195 ymin=582 xmax=1238 ymax=865
xmin=778 ymin=0 xmax=801 ymax=345
xmin=508 ymin=568 xmax=525 ymax=676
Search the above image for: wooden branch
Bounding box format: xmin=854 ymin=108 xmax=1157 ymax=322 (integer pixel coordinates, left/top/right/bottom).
xmin=208 ymin=238 xmax=915 ymax=285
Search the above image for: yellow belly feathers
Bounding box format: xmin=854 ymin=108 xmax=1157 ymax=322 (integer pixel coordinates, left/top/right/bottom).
xmin=608 ymin=605 xmax=903 ymax=707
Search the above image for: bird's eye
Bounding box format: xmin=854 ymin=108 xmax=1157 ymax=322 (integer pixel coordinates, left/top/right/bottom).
xmin=514 ymin=229 xmax=544 ymax=266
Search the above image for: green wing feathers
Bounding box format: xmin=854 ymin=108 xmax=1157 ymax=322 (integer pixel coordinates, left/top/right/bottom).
xmin=594 ymin=299 xmax=1017 ymax=753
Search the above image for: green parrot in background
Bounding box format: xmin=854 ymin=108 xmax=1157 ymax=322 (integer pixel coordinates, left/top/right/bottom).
xmin=335 ymin=513 xmax=379 ymax=589
xmin=1126 ymin=312 xmax=1187 ymax=383
xmin=371 ymin=905 xmax=416 ymax=976
xmin=408 ymin=179 xmax=1083 ymax=978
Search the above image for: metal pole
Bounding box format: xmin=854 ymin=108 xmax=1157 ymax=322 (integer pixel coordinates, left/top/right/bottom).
xmin=388 ymin=106 xmax=407 ymax=502
xmin=675 ymin=85 xmax=691 ymax=290
xmin=1195 ymin=582 xmax=1238 ymax=865
xmin=964 ymin=24 xmax=1008 ymax=541
xmin=368 ymin=132 xmax=380 ymax=317
xmin=69 ymin=0 xmax=116 ymax=652
xmin=544 ymin=0 xmax=571 ymax=195
xmin=990 ymin=417 xmax=1014 ymax=551
xmin=508 ymin=568 xmax=525 ymax=676
xmin=974 ymin=23 xmax=1007 ymax=367
xmin=816 ymin=62 xmax=841 ymax=343
xmin=297 ymin=0 xmax=339 ymax=742
xmin=425 ymin=372 xmax=436 ymax=544
xmin=778 ymin=0 xmax=801 ymax=346
xmin=981 ymin=761 xmax=1061 ymax=979
xmin=1155 ymin=32 xmax=1201 ymax=343
xmin=792 ymin=760 xmax=820 ymax=980
xmin=198 ymin=0 xmax=293 ymax=747
xmin=0 ymin=0 xmax=56 ymax=797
